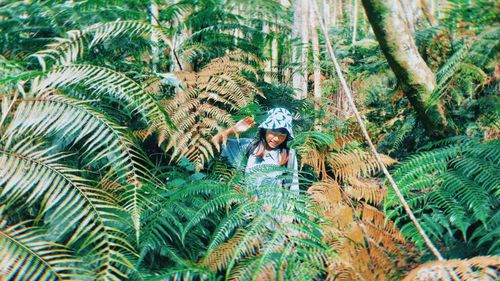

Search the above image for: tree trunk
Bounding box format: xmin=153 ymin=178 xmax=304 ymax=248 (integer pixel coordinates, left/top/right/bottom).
xmin=279 ymin=0 xmax=289 ymax=83
xmin=300 ymin=0 xmax=309 ymax=99
xmin=292 ymin=0 xmax=308 ymax=99
xmin=347 ymin=0 xmax=352 ymax=23
xmin=234 ymin=4 xmax=243 ymax=46
xmin=361 ymin=0 xmax=451 ymax=139
xmin=332 ymin=0 xmax=337 ymax=26
xmin=322 ymin=0 xmax=331 ymax=26
xmin=150 ymin=1 xmax=159 ymax=72
xmin=263 ymin=23 xmax=272 ymax=82
xmin=272 ymin=25 xmax=279 ymax=80
xmin=352 ymin=0 xmax=358 ymax=44
xmin=399 ymin=0 xmax=417 ymax=32
xmin=310 ymin=6 xmax=322 ymax=111
xmin=291 ymin=0 xmax=300 ymax=89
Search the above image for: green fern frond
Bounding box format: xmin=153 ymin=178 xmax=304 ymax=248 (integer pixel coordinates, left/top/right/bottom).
xmin=473 ymin=212 xmax=500 ymax=255
xmin=436 ymin=41 xmax=473 ymax=86
xmin=29 ymin=64 xmax=170 ymax=129
xmin=0 ymin=139 xmax=135 ymax=279
xmin=0 ymin=55 xmax=24 ymax=78
xmin=181 ymin=190 xmax=246 ymax=242
xmin=428 ymin=26 xmax=499 ymax=108
xmin=388 ymin=136 xmax=500 ymax=254
xmin=140 ymin=266 xmax=216 ymax=281
xmin=31 ymin=20 xmax=170 ymax=70
xmin=0 ymin=219 xmax=89 ymax=280
xmin=4 ymin=94 xmax=162 ymax=234
xmin=290 ymin=130 xmax=338 ymax=150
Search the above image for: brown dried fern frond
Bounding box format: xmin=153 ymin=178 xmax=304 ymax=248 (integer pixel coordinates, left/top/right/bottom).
xmin=213 ymin=160 xmax=237 ymax=181
xmin=142 ymin=76 xmax=166 ymax=95
xmin=308 ymin=180 xmax=417 ymax=280
xmin=327 ymin=149 xmax=397 ymax=182
xmin=308 ymin=180 xmax=343 ymax=210
xmin=162 ymin=51 xmax=262 ymax=167
xmin=403 ymin=256 xmax=500 ymax=281
xmin=131 ymin=129 xmax=150 ymax=140
xmin=344 ymin=177 xmax=387 ymax=206
xmin=358 ymin=204 xmax=404 ymax=238
xmin=300 ymin=145 xmax=329 ymax=180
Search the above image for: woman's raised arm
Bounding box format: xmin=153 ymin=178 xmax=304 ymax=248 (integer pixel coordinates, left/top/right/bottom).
xmin=211 ymin=115 xmax=255 ymax=150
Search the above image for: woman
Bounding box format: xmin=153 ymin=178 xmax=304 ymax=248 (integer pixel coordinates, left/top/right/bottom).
xmin=212 ymin=108 xmax=299 ymax=192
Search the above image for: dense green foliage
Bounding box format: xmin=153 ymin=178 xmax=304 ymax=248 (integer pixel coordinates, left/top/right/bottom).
xmin=387 ymin=136 xmax=499 ymax=258
xmin=0 ymin=0 xmax=498 ymax=280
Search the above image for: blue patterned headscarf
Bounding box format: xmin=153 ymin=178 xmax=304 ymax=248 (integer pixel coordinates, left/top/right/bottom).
xmin=258 ymin=108 xmax=294 ymax=138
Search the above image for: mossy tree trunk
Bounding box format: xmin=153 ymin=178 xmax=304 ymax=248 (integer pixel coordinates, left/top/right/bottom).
xmin=361 ymin=0 xmax=451 ymax=139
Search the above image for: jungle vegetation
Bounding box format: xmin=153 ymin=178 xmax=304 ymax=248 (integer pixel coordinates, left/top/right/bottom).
xmin=0 ymin=0 xmax=498 ymax=280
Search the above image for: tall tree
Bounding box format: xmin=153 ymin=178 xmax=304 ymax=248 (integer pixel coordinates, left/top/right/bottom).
xmin=332 ymin=0 xmax=338 ymax=26
xmin=310 ymin=6 xmax=322 ymax=111
xmin=264 ymin=22 xmax=272 ymax=82
xmin=322 ymin=0 xmax=331 ymax=26
xmin=150 ymin=0 xmax=160 ymax=71
xmin=292 ymin=0 xmax=309 ymax=99
xmin=361 ymin=0 xmax=451 ymax=139
xmin=352 ymin=0 xmax=358 ymax=44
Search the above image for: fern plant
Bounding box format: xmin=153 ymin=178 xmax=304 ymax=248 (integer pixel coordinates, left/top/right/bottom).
xmin=288 ymin=127 xmax=416 ymax=280
xmin=126 ymin=161 xmax=333 ymax=280
xmin=183 ymin=165 xmax=330 ymax=280
xmin=386 ymin=136 xmax=500 ymax=258
xmin=0 ymin=214 xmax=90 ymax=280
xmin=403 ymin=255 xmax=500 ymax=281
xmin=0 ymin=2 xmax=306 ymax=280
xmin=0 ymin=17 xmax=179 ymax=279
xmin=162 ymin=51 xmax=263 ymax=167
xmin=308 ymin=179 xmax=416 ymax=280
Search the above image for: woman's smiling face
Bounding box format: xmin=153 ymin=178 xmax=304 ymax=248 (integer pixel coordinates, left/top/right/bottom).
xmin=265 ymin=129 xmax=288 ymax=149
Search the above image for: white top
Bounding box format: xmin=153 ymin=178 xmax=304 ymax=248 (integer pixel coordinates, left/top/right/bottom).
xmin=221 ymin=138 xmax=299 ymax=191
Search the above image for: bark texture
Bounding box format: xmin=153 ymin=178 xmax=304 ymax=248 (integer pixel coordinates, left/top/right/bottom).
xmin=310 ymin=5 xmax=322 ymax=110
xmin=150 ymin=1 xmax=159 ymax=72
xmin=292 ymin=0 xmax=309 ymax=99
xmin=361 ymin=0 xmax=451 ymax=139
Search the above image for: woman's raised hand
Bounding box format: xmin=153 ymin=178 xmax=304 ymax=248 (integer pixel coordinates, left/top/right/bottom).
xmin=211 ymin=115 xmax=255 ymax=150
xmin=233 ymin=115 xmax=255 ymax=133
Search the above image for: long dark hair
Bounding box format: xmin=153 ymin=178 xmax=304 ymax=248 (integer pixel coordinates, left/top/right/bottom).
xmin=247 ymin=128 xmax=290 ymax=166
